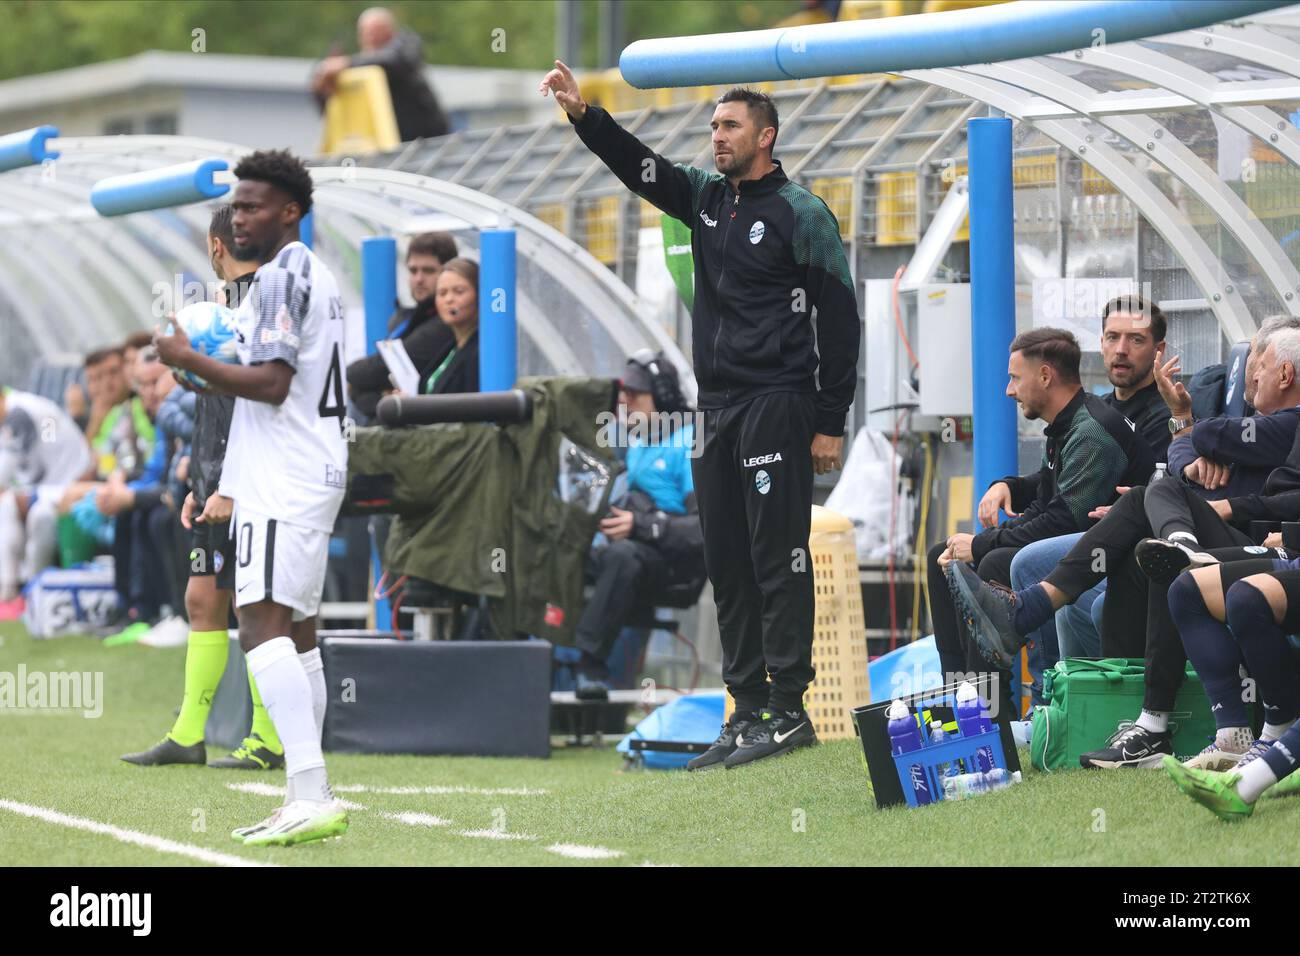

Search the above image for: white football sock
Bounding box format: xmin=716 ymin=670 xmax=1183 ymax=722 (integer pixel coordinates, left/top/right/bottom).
xmin=21 ymin=496 xmax=58 ymax=583
xmin=1262 ymin=718 xmax=1296 ymax=741
xmin=246 ymin=637 xmax=331 ymax=804
xmin=0 ymin=493 xmax=22 ymax=600
xmin=1167 ymin=531 xmax=1200 ymax=547
xmin=1136 ymin=709 xmax=1168 ymax=733
xmin=299 ymin=647 xmax=326 ymax=742
xmin=1235 ymin=755 xmax=1279 ymax=804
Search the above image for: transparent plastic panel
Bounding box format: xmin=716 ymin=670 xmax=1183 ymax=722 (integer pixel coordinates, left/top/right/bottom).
xmin=1038 ymin=55 xmax=1158 ymax=93
xmin=555 ymin=436 xmax=614 ymax=514
xmin=1141 ymin=41 xmax=1295 ymax=82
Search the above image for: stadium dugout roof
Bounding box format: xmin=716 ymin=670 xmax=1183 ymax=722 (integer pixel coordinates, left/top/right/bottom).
xmin=0 ymin=134 xmax=683 ymax=391
xmin=2 ymin=4 xmax=1300 ymax=386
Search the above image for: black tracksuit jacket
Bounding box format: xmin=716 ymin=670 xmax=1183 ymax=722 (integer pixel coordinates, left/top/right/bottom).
xmin=570 ymin=105 xmax=860 ymax=435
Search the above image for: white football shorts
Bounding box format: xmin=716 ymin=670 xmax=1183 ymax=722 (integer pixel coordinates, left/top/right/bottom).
xmin=230 ymin=505 xmax=330 ymax=622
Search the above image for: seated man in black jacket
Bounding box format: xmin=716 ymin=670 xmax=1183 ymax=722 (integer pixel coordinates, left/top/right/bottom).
xmin=930 ymin=328 xmax=1156 ymax=720
xmin=574 ymin=353 xmax=705 ymax=701
xmin=346 ymin=231 xmax=458 ymax=421
xmin=953 ymin=327 xmax=1300 ymax=767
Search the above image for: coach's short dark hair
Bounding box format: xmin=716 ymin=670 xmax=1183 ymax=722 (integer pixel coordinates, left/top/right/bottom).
xmin=208 ymin=203 xmax=235 ymax=248
xmin=1101 ymin=294 xmax=1166 ymax=343
xmin=407 ymin=232 xmax=458 ymax=264
xmin=1010 ymin=327 xmax=1081 ymax=384
xmin=717 ymin=88 xmax=779 ymax=148
xmin=233 ymin=149 xmax=313 ymax=215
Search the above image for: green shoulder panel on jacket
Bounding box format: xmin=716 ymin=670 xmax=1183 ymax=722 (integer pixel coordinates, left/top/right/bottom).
xmin=674 ymin=163 xmax=722 ymax=217
xmin=1057 ymin=413 xmax=1127 ymax=527
xmin=778 ymin=181 xmax=853 ymax=294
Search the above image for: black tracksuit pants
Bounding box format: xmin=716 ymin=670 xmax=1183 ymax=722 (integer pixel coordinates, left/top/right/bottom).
xmin=1043 ymin=480 xmax=1254 ymax=711
xmin=575 ymin=538 xmax=669 ymax=664
xmin=694 ymin=391 xmax=816 ymax=715
xmin=928 ymin=543 xmax=1019 ymax=720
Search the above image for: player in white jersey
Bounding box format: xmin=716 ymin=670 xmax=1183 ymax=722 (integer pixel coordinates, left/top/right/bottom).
xmin=155 ymin=150 xmax=347 ymax=847
xmin=0 ymin=388 xmax=92 ymax=615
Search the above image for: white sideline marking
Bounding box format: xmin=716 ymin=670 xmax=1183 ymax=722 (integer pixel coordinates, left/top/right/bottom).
xmin=224 ymin=782 xmax=366 ymax=811
xmin=546 ymin=843 xmax=624 ymax=860
xmin=458 ymin=829 xmax=537 ymax=841
xmin=335 ymin=785 xmax=548 ymax=797
xmin=0 ymin=798 xmax=276 ymax=868
xmin=226 ymin=781 xmax=545 ymax=798
xmin=381 ymin=811 xmax=452 ymax=827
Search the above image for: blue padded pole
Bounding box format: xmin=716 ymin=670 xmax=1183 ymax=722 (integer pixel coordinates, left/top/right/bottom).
xmin=300 ymin=210 xmax=314 ymax=251
xmin=479 ymin=230 xmax=517 ymax=392
xmin=968 ymin=117 xmax=1017 ymax=526
xmin=0 ymin=126 xmax=59 ymax=172
xmin=361 ymin=235 xmax=398 ymax=629
xmin=90 ymin=159 xmax=229 ymax=217
xmin=361 ymin=236 xmax=397 ymax=357
xmin=619 ymin=0 xmax=1289 ymax=87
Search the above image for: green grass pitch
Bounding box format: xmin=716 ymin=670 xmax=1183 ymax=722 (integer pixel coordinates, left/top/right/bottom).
xmin=2 ymin=623 xmax=1298 ymax=867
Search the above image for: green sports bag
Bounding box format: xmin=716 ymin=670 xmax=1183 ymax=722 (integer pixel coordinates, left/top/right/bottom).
xmin=1030 ymin=658 xmax=1217 ymax=771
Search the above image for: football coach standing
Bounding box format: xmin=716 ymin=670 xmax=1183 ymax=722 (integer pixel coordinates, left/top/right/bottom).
xmin=541 ymin=61 xmax=860 ymax=769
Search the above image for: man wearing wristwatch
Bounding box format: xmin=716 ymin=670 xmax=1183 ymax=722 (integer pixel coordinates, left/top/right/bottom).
xmin=952 ymin=325 xmax=1300 ymax=768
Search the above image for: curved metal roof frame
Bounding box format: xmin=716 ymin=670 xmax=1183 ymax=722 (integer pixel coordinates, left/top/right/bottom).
xmin=0 ymin=135 xmax=694 ymax=397
xmin=894 ymin=10 xmax=1300 ymax=343
xmin=961 ymin=58 xmax=1300 ymax=312
xmin=906 ymin=66 xmax=1259 ymax=343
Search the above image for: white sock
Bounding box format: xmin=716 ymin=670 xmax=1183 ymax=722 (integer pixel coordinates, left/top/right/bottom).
xmin=21 ymin=497 xmax=58 ymax=583
xmin=246 ymin=637 xmax=331 ymax=804
xmin=1167 ymin=531 xmax=1199 ymax=547
xmin=0 ymin=493 xmax=22 ymax=600
xmin=1262 ymin=718 xmax=1296 ymax=741
xmin=1136 ymin=710 xmax=1168 ymax=733
xmin=1216 ymin=726 xmax=1254 ymax=753
xmin=298 ymin=647 xmax=326 ymax=743
xmin=1235 ymin=755 xmax=1279 ymax=803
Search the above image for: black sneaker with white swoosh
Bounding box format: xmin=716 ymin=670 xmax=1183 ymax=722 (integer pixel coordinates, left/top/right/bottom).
xmin=723 ymin=709 xmax=818 ymax=768
xmin=1079 ymin=723 xmax=1173 ymax=769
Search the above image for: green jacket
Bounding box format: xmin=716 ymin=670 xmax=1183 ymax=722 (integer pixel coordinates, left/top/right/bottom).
xmin=345 ymin=377 xmax=622 ymax=644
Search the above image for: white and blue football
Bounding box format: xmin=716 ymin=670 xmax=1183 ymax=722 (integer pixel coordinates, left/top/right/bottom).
xmin=168 ymin=301 xmax=239 ymax=389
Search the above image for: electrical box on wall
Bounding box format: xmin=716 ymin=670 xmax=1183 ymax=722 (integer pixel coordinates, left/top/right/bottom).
xmin=917 ymin=283 xmax=972 ymax=417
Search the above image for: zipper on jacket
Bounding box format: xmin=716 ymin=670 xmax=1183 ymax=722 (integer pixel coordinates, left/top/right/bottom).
xmin=711 ymin=192 xmax=740 ymax=381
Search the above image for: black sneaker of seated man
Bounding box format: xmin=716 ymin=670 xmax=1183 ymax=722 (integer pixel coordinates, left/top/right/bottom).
xmin=946 ymin=562 xmax=1056 ymax=669
xmin=1134 ymin=534 xmax=1220 ymax=586
xmin=723 ymin=709 xmax=818 ymax=769
xmin=573 ymin=652 xmax=611 ymax=701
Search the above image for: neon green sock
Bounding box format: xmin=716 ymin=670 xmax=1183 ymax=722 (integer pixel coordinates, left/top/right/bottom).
xmin=246 ymin=667 xmax=283 ymax=754
xmin=167 ymin=629 xmax=229 ymax=746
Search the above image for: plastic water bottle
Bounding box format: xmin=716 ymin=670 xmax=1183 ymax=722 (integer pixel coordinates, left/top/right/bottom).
xmin=1151 ymin=461 xmax=1167 ymax=484
xmin=887 ymin=699 xmax=933 ymax=806
xmin=941 ymin=768 xmax=1022 ymax=801
xmin=955 ymin=681 xmax=997 ymax=774
xmin=929 ymin=720 xmax=960 ymax=778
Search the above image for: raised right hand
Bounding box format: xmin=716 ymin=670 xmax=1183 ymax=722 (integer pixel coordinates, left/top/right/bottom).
xmin=1154 ymin=353 xmax=1192 ymax=419
xmin=539 ymin=60 xmax=587 ymax=120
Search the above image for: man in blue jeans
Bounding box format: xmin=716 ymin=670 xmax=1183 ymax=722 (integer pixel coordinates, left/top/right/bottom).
xmin=1005 ymin=312 xmax=1300 ymax=700
xmin=989 ymin=296 xmax=1170 ymax=701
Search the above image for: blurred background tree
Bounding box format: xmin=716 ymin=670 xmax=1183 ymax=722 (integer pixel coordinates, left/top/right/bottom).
xmin=0 ymin=0 xmax=798 ymax=81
